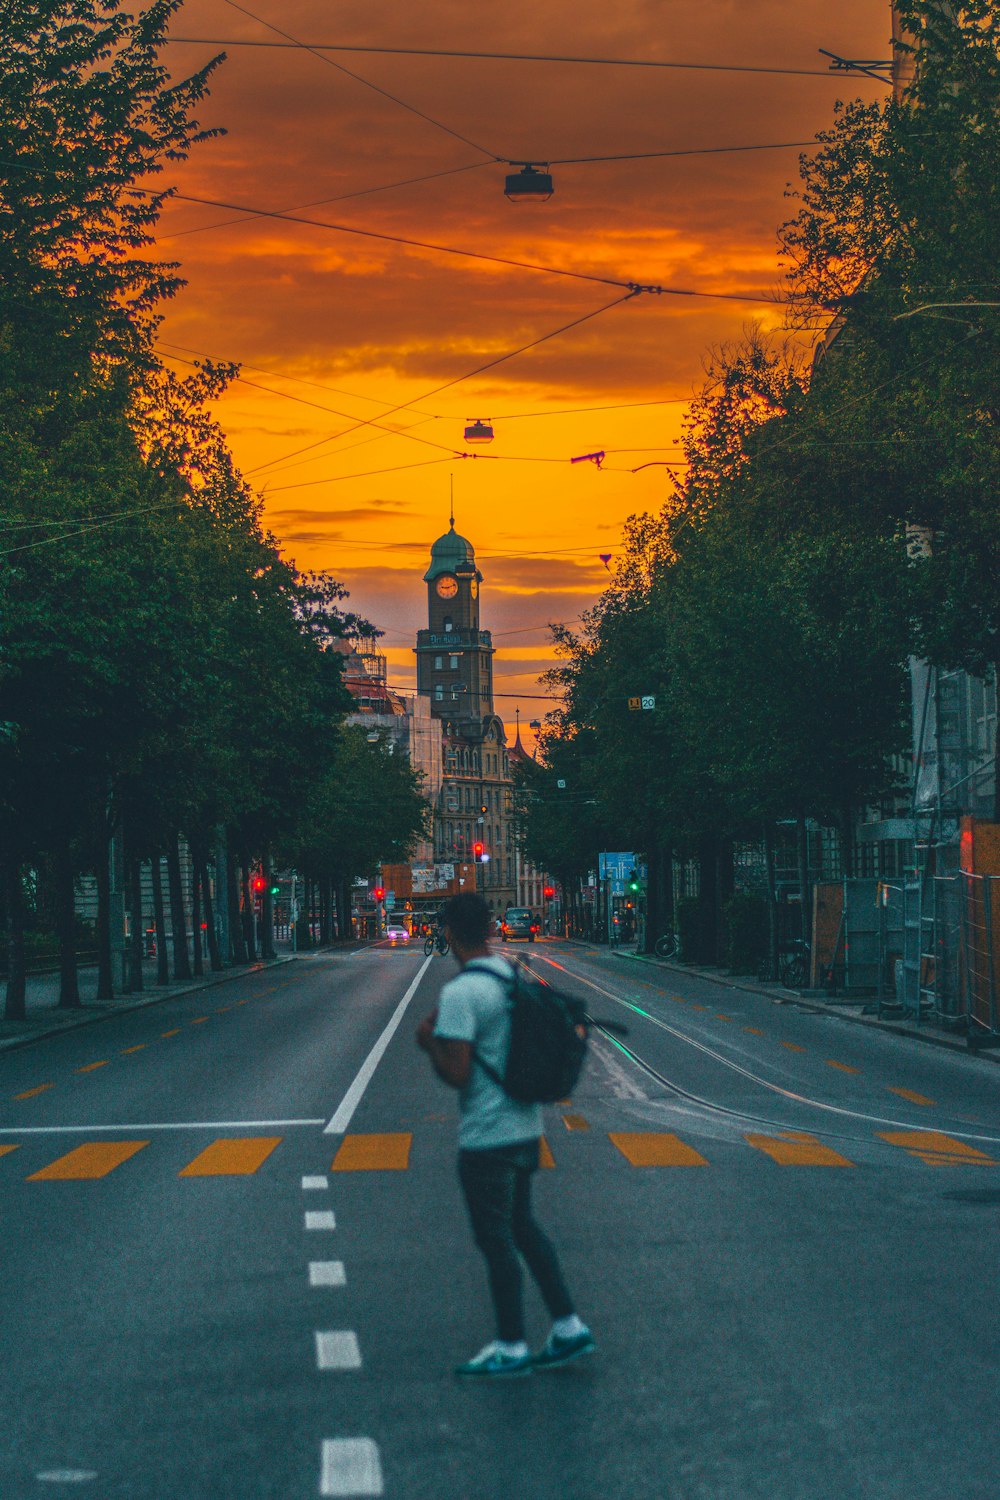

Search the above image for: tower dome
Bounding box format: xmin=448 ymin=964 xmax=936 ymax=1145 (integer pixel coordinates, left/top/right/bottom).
xmin=424 ymin=519 xmax=476 ymax=582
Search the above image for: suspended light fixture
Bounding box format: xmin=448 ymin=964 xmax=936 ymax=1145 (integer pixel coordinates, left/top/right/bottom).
xmin=504 ymin=163 xmax=554 ymax=202
xmin=464 ymin=418 xmax=494 ymax=443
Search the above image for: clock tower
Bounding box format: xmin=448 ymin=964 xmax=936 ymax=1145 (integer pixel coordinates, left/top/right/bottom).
xmin=414 ymin=519 xmax=515 ymax=916
xmin=415 ymin=519 xmax=493 ymax=722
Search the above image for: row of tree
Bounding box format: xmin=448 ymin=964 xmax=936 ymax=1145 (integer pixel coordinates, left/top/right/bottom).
xmin=518 ymin=2 xmax=1000 ymax=963
xmin=0 ymin=0 xmax=428 ymax=1018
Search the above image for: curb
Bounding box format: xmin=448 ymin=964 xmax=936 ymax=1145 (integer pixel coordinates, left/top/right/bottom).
xmin=0 ymin=955 xmax=298 ymax=1056
xmin=610 ymin=949 xmax=1000 ymax=1067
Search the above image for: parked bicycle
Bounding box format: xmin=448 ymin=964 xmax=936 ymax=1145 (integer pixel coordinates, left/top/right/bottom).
xmin=757 ymin=939 xmax=810 ymax=988
xmin=654 ymin=932 xmax=678 ymax=959
xmin=423 ymin=929 xmax=450 ymax=957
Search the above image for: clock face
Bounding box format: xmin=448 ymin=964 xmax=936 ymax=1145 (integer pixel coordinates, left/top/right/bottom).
xmin=436 ymin=575 xmax=459 ymax=599
xmin=469 ymin=577 xmax=479 ymax=599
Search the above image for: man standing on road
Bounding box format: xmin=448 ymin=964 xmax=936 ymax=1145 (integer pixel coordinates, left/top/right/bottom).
xmin=416 ymin=891 xmax=594 ymax=1377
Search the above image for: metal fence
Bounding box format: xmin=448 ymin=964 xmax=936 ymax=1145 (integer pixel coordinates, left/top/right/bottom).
xmin=960 ymin=872 xmax=1000 ymax=1047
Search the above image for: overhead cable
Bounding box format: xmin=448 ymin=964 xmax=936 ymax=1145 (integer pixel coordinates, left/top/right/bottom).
xmin=216 ymin=0 xmax=501 ymax=159
xmin=165 ymin=37 xmax=878 ymax=79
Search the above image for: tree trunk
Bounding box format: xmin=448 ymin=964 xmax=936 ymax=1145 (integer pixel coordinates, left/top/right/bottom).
xmin=796 ymin=812 xmax=811 ymax=947
xmin=166 ymin=836 xmax=192 ymax=981
xmin=151 ymin=854 xmax=170 ymax=985
xmin=697 ymin=831 xmax=719 ymax=964
xmin=95 ymin=819 xmax=114 ymax=1001
xmin=197 ymin=849 xmax=223 ymax=972
xmin=261 ymin=859 xmax=276 ymax=960
xmin=993 ymin=663 xmax=1000 ymax=823
xmin=226 ymin=837 xmax=248 ymax=964
xmin=191 ymin=859 xmax=204 ymax=977
xmin=56 ymin=842 xmax=81 ymax=1008
xmin=3 ymin=855 xmax=27 ymax=1022
xmin=716 ymin=838 xmax=735 ymax=966
xmin=126 ymin=846 xmax=144 ymax=994
xmin=764 ymin=821 xmax=779 ymax=976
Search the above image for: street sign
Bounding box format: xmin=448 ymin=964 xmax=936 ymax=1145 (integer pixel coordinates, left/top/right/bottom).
xmin=599 ymin=852 xmax=635 ymax=882
xmin=385 ymin=892 xmax=396 ymax=911
xmin=641 ymin=695 xmax=656 ymax=711
xmin=628 ymin=696 xmax=641 ymax=711
xmin=556 ymin=779 xmax=567 ymax=789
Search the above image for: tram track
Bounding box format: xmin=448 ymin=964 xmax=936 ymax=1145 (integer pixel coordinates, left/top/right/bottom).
xmin=534 ymin=950 xmax=1000 ymax=1152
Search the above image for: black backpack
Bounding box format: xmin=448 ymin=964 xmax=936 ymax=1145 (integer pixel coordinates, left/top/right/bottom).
xmin=464 ymin=960 xmax=590 ymax=1104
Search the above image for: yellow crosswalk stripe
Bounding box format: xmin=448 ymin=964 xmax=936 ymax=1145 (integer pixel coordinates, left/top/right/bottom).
xmin=877 ymin=1131 xmax=995 ymax=1166
xmin=609 ymin=1132 xmax=709 ymax=1167
xmin=561 ymin=1113 xmax=589 ymax=1131
xmin=179 ymin=1136 xmax=282 ymax=1177
xmin=28 ymin=1141 xmax=149 ymax=1180
xmin=538 ymin=1137 xmax=556 ymax=1169
xmin=13 ymin=1083 xmax=54 ymax=1100
xmin=331 ymin=1133 xmax=412 ymax=1171
xmin=888 ymin=1087 xmax=936 ymax=1106
xmin=120 ymin=1045 xmax=147 ymax=1055
xmin=825 ymin=1060 xmax=860 ymax=1074
xmin=75 ymin=1060 xmax=108 ymax=1074
xmin=160 ymin=1029 xmax=181 ymax=1038
xmin=745 ymin=1131 xmax=856 ymax=1167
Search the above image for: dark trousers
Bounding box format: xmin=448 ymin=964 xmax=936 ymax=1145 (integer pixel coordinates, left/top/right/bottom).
xmin=458 ymin=1141 xmax=575 ymax=1343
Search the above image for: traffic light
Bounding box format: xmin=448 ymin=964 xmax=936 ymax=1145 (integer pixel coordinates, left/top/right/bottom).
xmin=268 ymin=882 xmax=280 ymax=898
xmin=628 ymin=871 xmax=641 ymax=893
xmin=373 ymin=886 xmax=385 ymax=902
xmin=473 ymin=842 xmax=484 ymax=862
xmin=251 ymin=876 xmax=266 ymax=895
xmin=543 ymin=885 xmax=555 ymax=899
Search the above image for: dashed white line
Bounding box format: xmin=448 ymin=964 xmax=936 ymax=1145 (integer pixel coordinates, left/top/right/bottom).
xmin=302 ymin=1175 xmax=329 ymax=1190
xmin=310 ymin=1261 xmax=347 ymax=1288
xmin=320 ymin=1439 xmax=384 ymax=1496
xmin=316 ymin=1331 xmax=362 ymax=1370
xmin=305 ymin=1210 xmax=337 ymax=1231
xmin=36 ymin=1473 xmax=98 ymax=1485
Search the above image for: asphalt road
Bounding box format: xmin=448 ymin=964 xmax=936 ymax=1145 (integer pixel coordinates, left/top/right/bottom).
xmin=2 ymin=938 xmax=998 ymax=1500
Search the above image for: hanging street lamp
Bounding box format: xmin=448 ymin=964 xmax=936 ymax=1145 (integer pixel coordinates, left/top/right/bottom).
xmin=504 ymin=163 xmax=554 ymax=202
xmin=463 ymin=418 xmax=494 ymax=443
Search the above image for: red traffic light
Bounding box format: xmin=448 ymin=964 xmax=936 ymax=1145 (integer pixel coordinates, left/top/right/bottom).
xmin=373 ymin=887 xmax=385 ymax=901
xmin=251 ymin=876 xmax=266 ymax=894
xmin=473 ymin=842 xmax=484 ymax=860
xmin=543 ymin=886 xmax=555 ymax=899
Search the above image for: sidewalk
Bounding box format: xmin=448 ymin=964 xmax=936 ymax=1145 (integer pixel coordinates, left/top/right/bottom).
xmin=0 ymin=951 xmax=299 ymax=1055
xmin=611 ymin=946 xmax=999 ymax=1066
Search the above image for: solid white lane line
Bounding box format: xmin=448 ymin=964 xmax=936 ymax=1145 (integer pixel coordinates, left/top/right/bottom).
xmin=302 ymin=1175 xmax=329 ymax=1190
xmin=324 ymin=954 xmax=433 ymax=1134
xmin=36 ymin=1473 xmax=99 ymax=1485
xmin=0 ymin=1119 xmax=324 ymax=1136
xmin=305 ymin=1210 xmax=337 ymax=1231
xmin=316 ymin=1331 xmax=362 ymax=1370
xmin=310 ymin=1261 xmax=347 ymax=1288
xmin=320 ymin=1439 xmax=383 ymax=1497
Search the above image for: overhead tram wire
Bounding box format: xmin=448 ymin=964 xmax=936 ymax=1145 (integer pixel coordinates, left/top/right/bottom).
xmin=215 ymin=0 xmax=502 ymax=161
xmin=164 ymin=37 xmax=886 ymax=80
xmin=133 ymin=187 xmax=783 ymax=306
xmin=156 ymin=161 xmax=493 ymax=241
xmin=246 ymin=292 xmax=638 ymax=479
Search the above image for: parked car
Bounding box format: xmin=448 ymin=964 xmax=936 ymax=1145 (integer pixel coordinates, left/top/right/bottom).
xmin=385 ymin=925 xmax=410 ymax=944
xmin=501 ymin=908 xmax=539 ymax=942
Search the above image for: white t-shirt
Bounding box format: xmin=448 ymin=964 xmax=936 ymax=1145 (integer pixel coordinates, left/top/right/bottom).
xmin=434 ymin=954 xmax=543 ymax=1151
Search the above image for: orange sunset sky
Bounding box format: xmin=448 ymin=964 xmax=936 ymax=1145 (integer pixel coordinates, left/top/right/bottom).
xmin=155 ymin=0 xmax=891 ymax=739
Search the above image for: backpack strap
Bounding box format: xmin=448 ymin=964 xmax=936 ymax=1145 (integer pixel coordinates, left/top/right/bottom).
xmin=459 ymin=961 xmax=515 ymax=1090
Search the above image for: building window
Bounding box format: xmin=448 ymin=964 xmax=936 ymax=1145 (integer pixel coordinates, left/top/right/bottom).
xmin=434 ymin=684 xmax=443 ymax=701
xmin=434 ymin=655 xmax=442 ymax=669
xmin=443 ymin=617 xmax=453 ymax=632
xmin=449 ymin=654 xmax=459 ymax=669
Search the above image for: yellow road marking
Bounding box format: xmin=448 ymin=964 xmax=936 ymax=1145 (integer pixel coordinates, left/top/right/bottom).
xmin=671 ymin=996 xmax=687 ymax=1004
xmin=120 ymin=1045 xmax=147 ymax=1055
xmin=160 ymin=1029 xmax=181 ymax=1038
xmin=745 ymin=1131 xmax=856 ymax=1167
xmin=716 ymin=1014 xmax=733 ymax=1022
xmin=780 ymin=1041 xmax=806 ymax=1053
xmin=689 ymin=1004 xmax=707 ymax=1012
xmin=0 ymin=1144 xmax=19 ymax=1158
xmin=878 ymin=1130 xmax=995 ymax=1166
xmin=215 ymin=1005 xmax=233 ymax=1013
xmin=743 ymin=1027 xmax=764 ymax=1036
xmin=609 ymin=1132 xmax=708 ymax=1167
xmin=538 ymin=1137 xmax=556 ymax=1169
xmin=888 ymin=1087 xmax=936 ymax=1107
xmin=825 ymin=1059 xmax=860 ymax=1074
xmin=28 ymin=1141 xmax=148 ymax=1180
xmin=75 ymin=1060 xmax=108 ymax=1074
xmin=561 ymin=1113 xmax=589 ymax=1132
xmin=189 ymin=1017 xmax=209 ymax=1025
xmin=179 ymin=1136 xmax=282 ymax=1177
xmin=331 ymin=1133 xmax=412 ymax=1172
xmin=14 ymin=1083 xmax=54 ymax=1100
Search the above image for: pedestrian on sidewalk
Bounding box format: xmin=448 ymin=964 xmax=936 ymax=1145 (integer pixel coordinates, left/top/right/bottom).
xmin=416 ymin=891 xmax=594 ymax=1378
